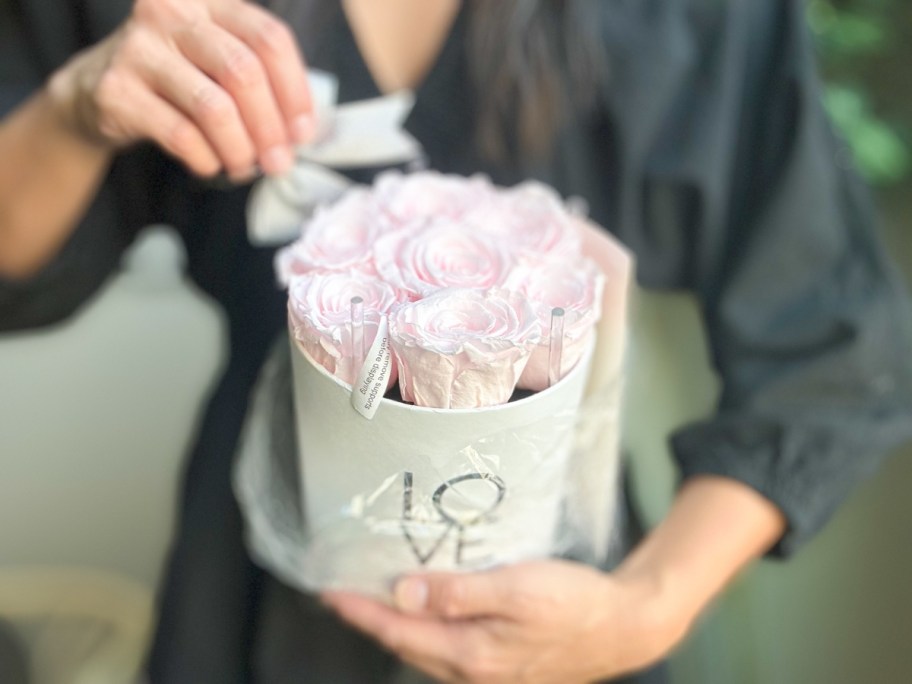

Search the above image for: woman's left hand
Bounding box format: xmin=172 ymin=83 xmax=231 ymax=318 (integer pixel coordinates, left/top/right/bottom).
xmin=321 ymin=559 xmax=686 ymax=683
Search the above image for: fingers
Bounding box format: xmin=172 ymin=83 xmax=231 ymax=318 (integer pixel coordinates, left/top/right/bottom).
xmin=79 ymin=0 xmax=314 ymax=179
xmin=395 ymin=570 xmax=509 ymax=620
xmin=215 ymin=2 xmax=315 ymax=143
xmin=174 ymin=21 xmax=294 ymax=175
xmin=141 ymin=40 xmax=264 ymax=179
xmin=321 ymin=592 xmax=458 ymax=671
xmin=94 ymin=70 xmax=221 ymax=177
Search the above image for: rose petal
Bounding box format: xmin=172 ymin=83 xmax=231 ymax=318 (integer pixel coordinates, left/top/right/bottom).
xmin=289 ymin=270 xmax=405 ymax=386
xmin=275 ymin=189 xmax=380 ymax=284
xmin=519 ymin=327 xmax=596 ymax=392
xmin=389 ymin=289 xmax=540 ymax=408
xmin=374 ymin=170 xmax=495 ymax=226
xmin=375 ymin=221 xmax=511 ymax=299
xmin=504 ymin=257 xmax=604 ymax=390
xmin=468 ymin=181 xmax=581 ymax=258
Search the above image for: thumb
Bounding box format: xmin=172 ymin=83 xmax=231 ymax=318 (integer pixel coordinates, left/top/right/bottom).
xmin=393 ymin=569 xmax=508 ymax=619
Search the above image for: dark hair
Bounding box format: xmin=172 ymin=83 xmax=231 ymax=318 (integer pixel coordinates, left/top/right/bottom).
xmin=467 ymin=0 xmax=608 ymax=162
xmin=271 ymin=0 xmax=608 ymax=162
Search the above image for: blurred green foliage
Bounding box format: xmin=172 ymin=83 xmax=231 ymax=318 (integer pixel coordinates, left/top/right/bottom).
xmin=810 ymin=0 xmax=911 ymax=184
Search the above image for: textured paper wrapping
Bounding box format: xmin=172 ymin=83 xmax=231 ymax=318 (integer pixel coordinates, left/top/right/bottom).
xmin=289 ymin=333 xmax=595 ymax=594
xmin=570 ymin=220 xmax=634 ymax=562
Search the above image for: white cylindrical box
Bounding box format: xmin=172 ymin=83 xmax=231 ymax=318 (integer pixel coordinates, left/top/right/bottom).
xmin=289 ymin=335 xmax=595 ymax=594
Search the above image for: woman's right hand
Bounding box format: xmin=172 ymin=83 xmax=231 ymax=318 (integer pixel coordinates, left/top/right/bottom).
xmin=48 ymin=0 xmax=314 ymax=180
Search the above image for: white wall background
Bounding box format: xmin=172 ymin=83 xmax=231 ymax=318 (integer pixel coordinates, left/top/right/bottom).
xmin=0 ymin=227 xmax=226 ymax=587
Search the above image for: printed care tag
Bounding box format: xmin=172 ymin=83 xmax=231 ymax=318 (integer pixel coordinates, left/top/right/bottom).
xmin=351 ymin=316 xmax=393 ymax=420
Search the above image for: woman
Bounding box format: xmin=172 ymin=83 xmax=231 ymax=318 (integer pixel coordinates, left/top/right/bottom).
xmin=1 ymin=0 xmax=910 ymax=682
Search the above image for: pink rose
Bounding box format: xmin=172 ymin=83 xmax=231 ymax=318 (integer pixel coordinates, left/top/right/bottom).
xmin=469 ymin=181 xmax=581 ymax=258
xmin=275 ymin=189 xmax=379 ymax=285
xmin=375 ymin=220 xmax=511 ymax=300
xmin=373 ymin=171 xmax=495 ymax=227
xmin=289 ymin=270 xmax=405 ymax=386
xmin=504 ymin=257 xmax=604 ymax=390
xmin=389 ymin=289 xmax=541 ymax=408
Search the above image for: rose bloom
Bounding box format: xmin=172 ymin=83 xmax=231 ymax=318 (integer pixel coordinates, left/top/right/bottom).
xmin=275 ymin=189 xmax=380 ymax=285
xmin=289 ymin=270 xmax=405 ymax=386
xmin=373 ymin=170 xmax=495 ymax=227
xmin=375 ymin=220 xmax=511 ymax=300
xmin=504 ymin=257 xmax=604 ymax=390
xmin=468 ymin=180 xmax=581 ymax=259
xmin=389 ymin=288 xmax=541 ymax=409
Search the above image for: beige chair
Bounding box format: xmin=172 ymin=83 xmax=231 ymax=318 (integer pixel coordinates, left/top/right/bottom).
xmin=0 ymin=568 xmax=152 ymax=684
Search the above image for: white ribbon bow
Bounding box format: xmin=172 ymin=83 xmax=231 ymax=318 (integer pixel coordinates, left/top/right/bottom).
xmin=247 ymin=70 xmax=422 ymax=247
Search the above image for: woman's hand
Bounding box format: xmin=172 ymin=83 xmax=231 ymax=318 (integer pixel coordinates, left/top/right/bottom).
xmin=322 ymin=560 xmax=687 ymax=684
xmin=48 ymin=0 xmax=314 ymax=179
xmin=322 ymin=478 xmax=787 ymax=683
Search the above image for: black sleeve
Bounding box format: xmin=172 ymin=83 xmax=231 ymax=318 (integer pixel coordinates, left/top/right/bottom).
xmin=0 ymin=0 xmax=158 ymax=333
xmin=668 ymin=0 xmax=912 ymax=556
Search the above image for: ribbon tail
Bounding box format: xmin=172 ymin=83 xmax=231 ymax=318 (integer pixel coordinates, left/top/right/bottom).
xmin=301 ymin=91 xmax=421 ymax=168
xmin=245 ymin=86 xmax=423 ymax=246
xmin=247 ymin=164 xmax=354 ymax=247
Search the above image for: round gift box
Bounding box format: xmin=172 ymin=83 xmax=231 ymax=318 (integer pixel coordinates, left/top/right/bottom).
xmin=289 ymin=332 xmax=595 ymax=594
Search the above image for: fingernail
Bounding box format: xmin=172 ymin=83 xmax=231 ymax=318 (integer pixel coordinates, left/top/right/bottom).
xmin=262 ymin=145 xmax=294 ymax=175
xmin=291 ymin=114 xmax=315 ymax=144
xmin=228 ymin=166 xmax=259 ymax=184
xmin=394 ymin=578 xmax=427 ymax=613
